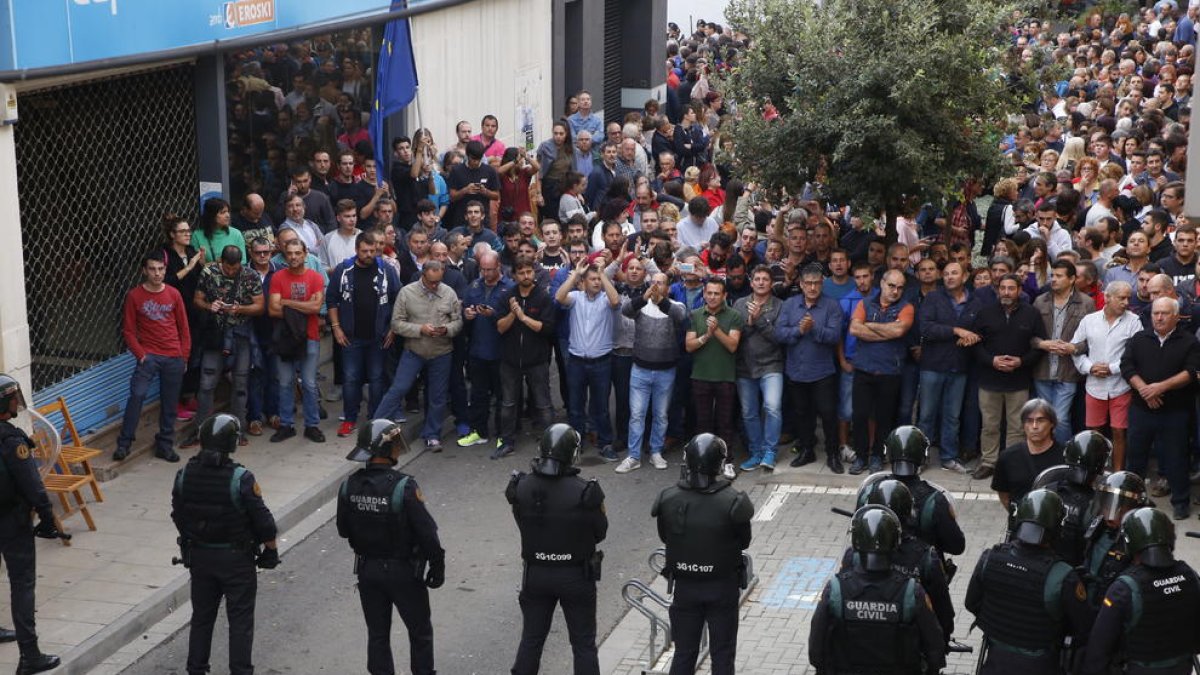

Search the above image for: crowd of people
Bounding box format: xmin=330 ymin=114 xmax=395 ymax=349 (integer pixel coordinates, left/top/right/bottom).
xmin=108 ymin=3 xmax=1200 ymax=527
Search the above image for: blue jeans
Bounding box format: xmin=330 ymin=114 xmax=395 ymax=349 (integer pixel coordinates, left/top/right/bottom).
xmin=247 ymin=339 xmax=278 ymax=424
xmin=117 ymin=353 xmax=185 ymax=454
xmin=1034 ymin=380 xmax=1077 ymax=444
xmin=342 ymin=337 xmax=387 ymax=423
xmin=196 ymin=335 xmax=251 ymax=432
xmin=917 ymin=370 xmax=968 ymax=461
xmin=568 ymin=353 xmax=612 ymax=447
xmin=275 ymin=339 xmax=321 ymax=429
xmin=838 ymin=369 xmax=854 ymax=421
xmin=628 ymin=365 xmax=675 ymax=459
xmin=737 ymin=373 xmax=783 ymax=459
xmin=376 ymin=350 xmax=451 ymax=440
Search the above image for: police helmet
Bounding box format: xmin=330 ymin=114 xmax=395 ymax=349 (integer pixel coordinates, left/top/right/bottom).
xmin=883 ymin=426 xmax=929 ymax=477
xmin=851 ymin=505 xmax=902 ymax=572
xmin=1062 ymin=431 xmax=1111 ymax=487
xmin=0 ymin=373 xmax=26 ymax=417
xmin=858 ymin=479 xmax=915 ymax=527
xmin=198 ymin=414 xmax=241 ymax=454
xmin=1121 ymin=507 xmax=1176 ymax=568
xmin=533 ymin=423 xmax=581 ymax=476
xmin=1012 ymin=488 xmax=1066 ymax=546
xmin=346 ymin=419 xmax=408 ymax=462
xmin=682 ymin=433 xmax=728 ymax=489
xmin=1094 ymin=471 xmax=1148 ymax=524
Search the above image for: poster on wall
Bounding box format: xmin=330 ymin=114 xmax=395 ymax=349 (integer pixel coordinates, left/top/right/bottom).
xmin=514 ymin=66 xmax=542 ymax=152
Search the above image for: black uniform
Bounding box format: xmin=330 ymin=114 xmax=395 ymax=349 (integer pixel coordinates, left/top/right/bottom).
xmin=809 ymin=566 xmax=946 ymax=675
xmin=895 ymin=475 xmax=966 ymax=556
xmin=0 ymin=420 xmax=54 ymax=651
xmin=505 ymin=467 xmax=608 ymax=675
xmin=1081 ymin=560 xmax=1200 ymax=675
xmin=1082 ymin=521 xmax=1131 ymax=608
xmin=337 ymin=464 xmax=444 ymax=675
xmin=652 ymin=477 xmax=754 ymax=675
xmin=839 ymin=531 xmax=955 ymax=641
xmin=171 ymin=451 xmax=277 ymax=675
xmin=965 ymin=541 xmax=1091 ymax=675
xmin=1041 ymin=480 xmax=1096 ymax=567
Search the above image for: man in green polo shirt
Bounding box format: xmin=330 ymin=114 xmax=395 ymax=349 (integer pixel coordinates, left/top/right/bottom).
xmin=685 ymin=278 xmax=744 ymax=455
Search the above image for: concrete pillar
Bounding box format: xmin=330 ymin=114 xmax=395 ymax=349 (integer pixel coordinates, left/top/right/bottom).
xmin=0 ymin=84 xmax=33 ymax=396
xmin=193 ymin=55 xmax=229 ymax=201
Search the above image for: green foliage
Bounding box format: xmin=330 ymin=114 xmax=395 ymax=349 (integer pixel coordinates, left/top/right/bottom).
xmin=721 ymin=0 xmax=1022 ymax=225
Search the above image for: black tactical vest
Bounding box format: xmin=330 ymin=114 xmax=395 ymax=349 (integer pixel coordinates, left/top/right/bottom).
xmin=891 ymin=534 xmax=936 ymax=582
xmin=511 ymin=472 xmax=596 ymax=567
xmin=905 ymin=478 xmax=940 ymax=547
xmin=1085 ymin=527 xmax=1130 ymax=607
xmin=828 ymin=569 xmax=920 ymax=673
xmin=1050 ymin=483 xmax=1092 ymax=567
xmin=1120 ymin=562 xmax=1200 ymax=666
xmin=174 ymin=460 xmax=251 ymax=548
xmin=658 ymin=483 xmax=743 ymax=580
xmin=977 ymin=543 xmax=1069 ymax=653
xmin=340 ymin=468 xmax=411 ymax=559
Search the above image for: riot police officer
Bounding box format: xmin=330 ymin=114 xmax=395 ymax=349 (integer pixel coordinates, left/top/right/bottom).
xmin=1081 ymin=507 xmax=1200 ymax=675
xmin=1033 ymin=430 xmax=1110 ymax=566
xmin=965 ymin=489 xmax=1090 ymax=675
xmin=881 ymin=426 xmax=966 ymax=563
xmin=338 ymin=419 xmax=444 ymax=675
xmin=652 ymin=433 xmax=754 ymax=675
xmin=506 ymin=423 xmax=607 ymax=675
xmin=847 ymin=479 xmax=955 ymax=642
xmin=171 ymin=413 xmax=278 ymax=675
xmin=0 ymin=374 xmax=61 ymax=674
xmin=1081 ymin=471 xmax=1149 ymax=609
xmin=810 ymin=505 xmax=946 ymax=675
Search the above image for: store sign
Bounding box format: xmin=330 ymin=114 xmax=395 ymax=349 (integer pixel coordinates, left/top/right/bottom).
xmin=0 ymin=0 xmax=413 ymax=72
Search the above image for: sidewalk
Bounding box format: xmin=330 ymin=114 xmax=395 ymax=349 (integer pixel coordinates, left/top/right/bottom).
xmin=599 ymin=456 xmax=1200 ymax=675
xmin=0 ymin=358 xmax=426 ymax=675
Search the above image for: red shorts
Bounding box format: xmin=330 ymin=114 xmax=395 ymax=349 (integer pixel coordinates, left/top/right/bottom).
xmin=1085 ymin=391 xmax=1131 ymax=429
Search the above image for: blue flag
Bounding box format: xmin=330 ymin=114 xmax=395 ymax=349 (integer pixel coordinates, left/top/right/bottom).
xmin=371 ymin=0 xmax=418 ymax=186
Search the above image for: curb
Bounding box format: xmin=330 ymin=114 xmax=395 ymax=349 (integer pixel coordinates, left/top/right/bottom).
xmin=56 ymin=423 xmax=427 ymax=675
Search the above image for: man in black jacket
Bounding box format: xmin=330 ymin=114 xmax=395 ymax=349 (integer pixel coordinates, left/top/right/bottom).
xmin=972 ymin=274 xmax=1046 ymax=479
xmin=1120 ymin=297 xmax=1200 ymax=519
xmin=494 ymin=260 xmax=558 ymax=459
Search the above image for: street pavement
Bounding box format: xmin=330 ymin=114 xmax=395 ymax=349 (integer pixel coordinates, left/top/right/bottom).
xmin=119 ymin=428 xmax=682 ymax=675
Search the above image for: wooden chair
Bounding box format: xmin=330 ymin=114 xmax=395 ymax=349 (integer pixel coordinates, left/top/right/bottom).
xmin=35 ymin=397 xmax=105 ymax=502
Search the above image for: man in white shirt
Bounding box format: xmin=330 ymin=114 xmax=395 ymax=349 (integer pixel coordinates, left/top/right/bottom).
xmin=321 ymin=199 xmax=363 ymax=272
xmin=1070 ymin=281 xmax=1141 ymax=469
xmin=1024 ymin=201 xmax=1073 ymax=259
xmin=677 ymin=197 xmax=719 ymax=250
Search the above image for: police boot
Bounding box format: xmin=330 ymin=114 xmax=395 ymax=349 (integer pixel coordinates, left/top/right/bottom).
xmin=16 ymin=646 xmax=60 ymax=675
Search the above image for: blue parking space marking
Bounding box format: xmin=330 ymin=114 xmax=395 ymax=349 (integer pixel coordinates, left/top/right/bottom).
xmin=758 ymin=556 xmax=837 ymax=610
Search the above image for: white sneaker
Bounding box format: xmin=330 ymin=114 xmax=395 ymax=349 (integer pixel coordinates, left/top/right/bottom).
xmin=723 ymin=463 xmax=737 ymax=480
xmin=650 ymin=453 xmax=669 ymax=470
xmin=615 ymin=457 xmax=642 ymax=474
xmin=840 ymin=444 xmax=857 ymax=463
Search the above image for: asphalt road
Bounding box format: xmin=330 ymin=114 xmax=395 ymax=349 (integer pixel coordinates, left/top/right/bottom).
xmin=121 ymin=433 xmax=682 ymax=674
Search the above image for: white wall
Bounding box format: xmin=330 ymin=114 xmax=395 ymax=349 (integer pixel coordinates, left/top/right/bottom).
xmin=0 ymin=84 xmax=32 ymax=398
xmin=408 ymin=0 xmax=553 ymax=155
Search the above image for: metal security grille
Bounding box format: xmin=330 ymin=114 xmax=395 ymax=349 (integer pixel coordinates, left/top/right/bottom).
xmin=16 ymin=65 xmax=199 ymax=391
xmin=603 ymin=0 xmax=624 ymax=121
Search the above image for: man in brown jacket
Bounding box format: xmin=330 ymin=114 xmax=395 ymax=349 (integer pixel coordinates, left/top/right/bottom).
xmin=1031 ymin=260 xmax=1095 ymax=444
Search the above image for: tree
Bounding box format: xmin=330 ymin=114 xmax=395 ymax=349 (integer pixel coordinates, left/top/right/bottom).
xmin=720 ymin=0 xmax=1020 ymax=237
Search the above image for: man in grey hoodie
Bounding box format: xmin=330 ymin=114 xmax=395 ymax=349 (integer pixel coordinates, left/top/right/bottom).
xmin=614 ymin=272 xmax=689 ymax=473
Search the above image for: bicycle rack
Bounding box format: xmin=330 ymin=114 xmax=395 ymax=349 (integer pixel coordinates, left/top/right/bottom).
xmin=620 ymin=547 xmax=759 ymax=675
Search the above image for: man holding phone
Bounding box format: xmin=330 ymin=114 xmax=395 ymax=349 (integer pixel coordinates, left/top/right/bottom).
xmin=447 ymin=140 xmax=500 ymax=229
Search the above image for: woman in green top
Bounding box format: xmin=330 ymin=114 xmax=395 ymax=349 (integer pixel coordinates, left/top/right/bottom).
xmin=191 ymin=198 xmax=246 ymax=263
